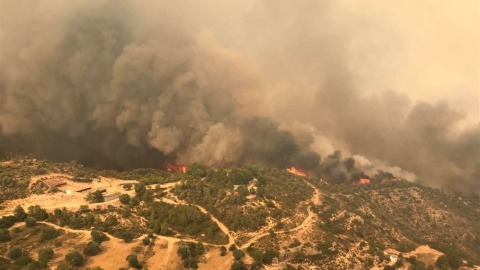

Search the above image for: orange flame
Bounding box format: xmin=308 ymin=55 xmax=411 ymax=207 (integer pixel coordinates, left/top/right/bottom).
xmin=357 ymin=178 xmax=370 ymax=185
xmin=165 ymin=162 xmax=187 ymax=173
xmin=286 ymin=166 xmax=309 ymax=178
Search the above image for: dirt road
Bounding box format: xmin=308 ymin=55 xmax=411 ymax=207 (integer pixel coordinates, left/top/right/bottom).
xmin=219 ymin=180 xmax=322 ymax=270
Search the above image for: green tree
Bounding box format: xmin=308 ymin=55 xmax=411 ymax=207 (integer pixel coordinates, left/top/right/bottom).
xmin=87 ymin=190 xmax=105 ymax=203
xmin=40 ymin=226 xmax=59 ymax=242
xmin=123 ymin=183 xmax=133 ymax=190
xmin=25 ymin=216 xmax=37 ymax=227
xmin=220 ymin=246 xmax=227 ymax=256
xmin=56 ymin=261 xmax=74 ymax=270
xmin=104 ymin=215 xmax=118 ymax=226
xmin=230 ymin=261 xmax=247 ymax=270
xmin=65 ymin=250 xmax=85 ymax=267
xmin=126 ymin=254 xmax=141 ymax=269
xmin=160 ymin=222 xmax=170 ymax=235
xmin=134 ymin=182 xmax=146 ymax=197
xmin=187 ymin=163 xmax=207 ymax=178
xmin=38 ymin=247 xmax=54 ymax=267
xmin=142 ymin=238 xmax=150 ymax=246
xmin=121 ymin=231 xmax=133 ymax=243
xmin=83 ymin=241 xmax=102 ymax=256
xmin=13 ymin=255 xmax=32 ymax=266
xmin=14 ymin=205 xmax=27 ymax=221
xmin=244 ymin=164 xmax=259 ymax=177
xmin=196 ymin=242 xmax=205 ymax=255
xmin=177 ymin=242 xmax=191 ymax=260
xmin=229 ymin=244 xmax=237 ymax=251
xmin=79 ymin=205 xmax=90 ymax=213
xmin=233 ymin=249 xmax=245 ymax=261
xmin=0 ymin=228 xmax=12 ymax=242
xmin=119 ymin=194 xmax=131 ymax=204
xmin=27 ymin=205 xmax=49 ymax=221
xmin=91 ymin=230 xmax=109 ymax=243
xmin=262 ymin=249 xmax=279 ymax=264
xmin=8 ymin=246 xmax=23 ymax=259
xmin=228 ymin=168 xmax=253 ymax=185
xmin=293 ymin=250 xmax=305 ymax=263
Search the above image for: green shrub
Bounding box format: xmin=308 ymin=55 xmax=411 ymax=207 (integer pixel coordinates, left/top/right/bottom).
xmin=25 ymin=216 xmax=37 ymax=227
xmin=126 ymin=254 xmax=141 ymax=269
xmin=0 ymin=228 xmax=11 ymax=242
xmin=40 ymin=226 xmax=59 ymax=242
xmin=83 ymin=241 xmax=102 ymax=256
xmin=91 ymin=230 xmax=109 ymax=243
xmin=8 ymin=246 xmax=23 ymax=259
xmin=65 ymin=250 xmax=85 ymax=267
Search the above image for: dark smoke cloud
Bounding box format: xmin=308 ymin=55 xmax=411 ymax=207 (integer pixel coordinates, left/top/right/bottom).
xmin=0 ymin=0 xmax=478 ymax=195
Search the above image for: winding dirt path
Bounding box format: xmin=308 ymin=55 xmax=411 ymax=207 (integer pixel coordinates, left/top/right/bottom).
xmin=218 ymin=179 xmax=322 ymax=270
xmin=8 ymin=175 xmax=321 ymax=269
xmin=159 ymin=182 xmax=235 ymax=246
xmin=241 ymin=180 xmax=321 ymax=249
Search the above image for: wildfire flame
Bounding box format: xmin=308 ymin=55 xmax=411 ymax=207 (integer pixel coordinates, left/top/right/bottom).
xmin=165 ymin=162 xmax=187 ymax=173
xmin=357 ymin=178 xmax=370 ymax=185
xmin=286 ymin=166 xmax=309 ymax=178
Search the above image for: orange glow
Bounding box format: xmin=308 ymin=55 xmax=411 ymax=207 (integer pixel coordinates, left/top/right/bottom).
xmin=165 ymin=162 xmax=187 ymax=173
xmin=286 ymin=166 xmax=309 ymax=178
xmin=358 ymin=178 xmax=370 ymax=185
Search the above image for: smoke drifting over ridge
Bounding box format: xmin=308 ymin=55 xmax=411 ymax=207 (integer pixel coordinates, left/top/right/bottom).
xmin=0 ymin=1 xmax=478 ymax=195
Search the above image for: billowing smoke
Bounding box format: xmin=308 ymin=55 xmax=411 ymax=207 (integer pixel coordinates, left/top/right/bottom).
xmin=0 ymin=0 xmax=478 ymax=195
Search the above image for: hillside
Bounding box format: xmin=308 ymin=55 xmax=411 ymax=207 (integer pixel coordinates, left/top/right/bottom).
xmin=0 ymin=156 xmax=479 ymax=270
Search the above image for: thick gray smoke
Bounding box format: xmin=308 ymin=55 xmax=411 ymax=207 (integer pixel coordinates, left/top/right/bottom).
xmin=0 ymin=0 xmax=478 ymax=195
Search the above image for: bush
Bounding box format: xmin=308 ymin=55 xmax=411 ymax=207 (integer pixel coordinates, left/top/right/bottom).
xmin=126 ymin=254 xmax=141 ymax=269
xmin=38 ymin=247 xmax=54 ymax=267
xmin=25 ymin=216 xmax=37 ymax=227
xmin=119 ymin=194 xmax=131 ymax=204
xmin=40 ymin=226 xmax=59 ymax=242
xmin=230 ymin=260 xmax=247 ymax=270
xmin=436 ymin=254 xmax=462 ymax=269
xmin=121 ymin=231 xmax=134 ymax=243
xmin=83 ymin=241 xmax=102 ymax=256
xmin=14 ymin=255 xmax=32 ymax=266
xmin=8 ymin=246 xmax=23 ymax=259
xmin=142 ymin=238 xmax=150 ymax=246
xmin=0 ymin=215 xmax=17 ymax=229
xmin=65 ymin=250 xmax=85 ymax=267
xmin=14 ymin=205 xmax=27 ymax=221
xmin=57 ymin=261 xmax=74 ymax=270
xmin=0 ymin=228 xmax=11 ymax=242
xmin=87 ymin=190 xmax=105 ymax=203
xmin=220 ymin=246 xmax=227 ymax=256
xmin=292 ymin=250 xmax=305 ymax=263
xmin=27 ymin=205 xmax=48 ymax=221
xmin=187 ymin=163 xmax=207 ymax=178
xmin=91 ymin=230 xmax=109 ymax=243
xmin=228 ymin=168 xmax=253 ymax=185
xmin=233 ymin=249 xmax=245 ymax=261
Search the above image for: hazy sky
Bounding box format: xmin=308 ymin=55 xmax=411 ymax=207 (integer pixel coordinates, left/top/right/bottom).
xmin=346 ymin=0 xmax=479 ymax=120
xmin=1 ymin=0 xmax=478 ymax=193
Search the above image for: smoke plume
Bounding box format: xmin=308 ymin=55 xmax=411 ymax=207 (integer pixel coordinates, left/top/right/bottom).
xmin=0 ymin=0 xmax=478 ymax=195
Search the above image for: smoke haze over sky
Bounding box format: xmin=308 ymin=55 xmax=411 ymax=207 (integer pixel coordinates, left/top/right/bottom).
xmin=0 ymin=0 xmax=478 ymax=194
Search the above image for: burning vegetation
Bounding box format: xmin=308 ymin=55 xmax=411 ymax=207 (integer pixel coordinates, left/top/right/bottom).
xmin=286 ymin=166 xmax=309 ymax=178
xmin=357 ymin=178 xmax=371 ymax=185
xmin=165 ymin=162 xmax=187 ymax=173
